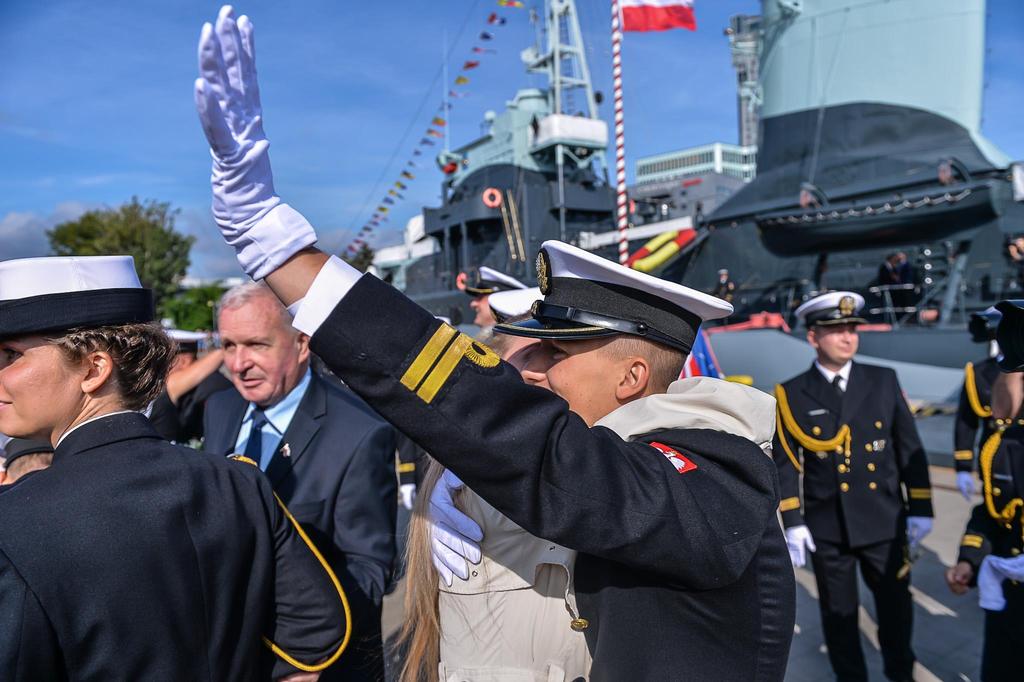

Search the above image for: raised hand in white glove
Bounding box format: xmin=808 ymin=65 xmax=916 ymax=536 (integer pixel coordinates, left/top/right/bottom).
xmin=978 ymin=556 xmax=1007 ymax=611
xmin=956 ymin=471 xmax=977 ymax=501
xmin=399 ymin=483 xmax=417 ymax=511
xmin=784 ymin=525 xmax=816 ymax=568
xmin=429 ymin=470 xmax=483 ymax=587
xmin=906 ymin=516 xmax=933 ymax=551
xmin=194 ymin=5 xmax=317 ymax=280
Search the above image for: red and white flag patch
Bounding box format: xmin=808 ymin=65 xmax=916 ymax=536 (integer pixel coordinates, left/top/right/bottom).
xmin=649 ymin=442 xmax=697 ymax=474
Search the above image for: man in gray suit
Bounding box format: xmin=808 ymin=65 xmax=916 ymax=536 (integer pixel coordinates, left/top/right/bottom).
xmin=204 ymin=283 xmax=397 ymax=682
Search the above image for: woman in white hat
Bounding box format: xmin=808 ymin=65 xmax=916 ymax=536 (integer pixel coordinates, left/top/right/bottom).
xmin=0 ymin=255 xmax=348 ymax=681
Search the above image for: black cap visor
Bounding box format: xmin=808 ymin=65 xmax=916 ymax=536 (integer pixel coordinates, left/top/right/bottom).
xmin=494 ymin=315 xmax=619 ymax=341
xmin=812 ymin=316 xmax=867 ymax=328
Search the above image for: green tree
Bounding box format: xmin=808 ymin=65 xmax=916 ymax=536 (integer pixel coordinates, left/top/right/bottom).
xmin=162 ymin=284 xmax=226 ymax=331
xmin=343 ymin=243 xmax=376 ymax=273
xmin=47 ymin=197 xmax=195 ymax=316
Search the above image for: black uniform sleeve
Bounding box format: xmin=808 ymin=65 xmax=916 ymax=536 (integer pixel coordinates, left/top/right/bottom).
xmin=956 ymin=503 xmax=997 ymax=580
xmin=396 ymin=433 xmax=421 ymax=486
xmin=308 ymin=276 xmax=779 ymax=590
xmin=245 ymin=469 xmax=347 ymax=679
xmin=0 ymin=549 xmax=63 ymax=680
xmin=953 ymin=378 xmax=979 ymax=473
xmin=889 ymin=371 xmax=934 ymax=517
xmin=771 ymin=404 xmax=804 ymax=528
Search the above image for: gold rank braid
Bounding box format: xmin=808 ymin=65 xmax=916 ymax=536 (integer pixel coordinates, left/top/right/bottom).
xmin=964 ymin=362 xmax=993 ymax=419
xmin=230 ymin=455 xmax=353 ymax=672
xmin=978 ymin=431 xmax=1024 ymax=530
xmin=774 ymin=385 xmax=852 ymax=456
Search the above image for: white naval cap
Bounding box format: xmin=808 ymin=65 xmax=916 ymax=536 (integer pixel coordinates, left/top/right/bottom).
xmin=488 ymin=287 xmax=542 ymax=322
xmin=0 ymin=255 xmax=154 ymax=339
xmin=166 ymin=329 xmax=208 ymax=343
xmin=794 ymin=291 xmax=866 ymax=328
xmin=464 ymin=266 xmax=528 ymax=296
xmin=494 ymin=241 xmax=732 ymax=353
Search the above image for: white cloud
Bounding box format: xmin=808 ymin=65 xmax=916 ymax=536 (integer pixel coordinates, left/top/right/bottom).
xmin=0 ymin=201 xmax=95 ymax=260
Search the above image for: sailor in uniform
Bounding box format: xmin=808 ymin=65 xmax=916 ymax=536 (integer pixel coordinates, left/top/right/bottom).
xmin=0 ymin=255 xmax=348 ymax=680
xmin=463 ymin=266 xmax=528 ymax=327
xmin=192 ymin=9 xmax=796 ymax=677
xmin=947 ymin=396 xmax=1024 ymax=681
xmin=953 ymin=308 xmax=1002 ymax=499
xmin=773 ymin=291 xmax=933 ymax=682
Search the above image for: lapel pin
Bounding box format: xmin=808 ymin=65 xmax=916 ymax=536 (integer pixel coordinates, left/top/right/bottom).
xmin=280 ymin=443 xmax=291 ymax=458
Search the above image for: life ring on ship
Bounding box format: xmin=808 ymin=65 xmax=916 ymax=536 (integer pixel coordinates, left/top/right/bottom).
xmin=482 ymin=187 xmax=503 ymax=209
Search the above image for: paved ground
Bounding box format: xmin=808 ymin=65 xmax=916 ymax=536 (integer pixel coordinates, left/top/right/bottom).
xmin=382 ymin=465 xmax=989 ymax=681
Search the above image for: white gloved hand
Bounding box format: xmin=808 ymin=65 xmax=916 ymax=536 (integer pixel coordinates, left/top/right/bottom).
xmin=956 ymin=471 xmax=977 ymax=501
xmin=978 ymin=556 xmax=1007 ymax=611
xmin=429 ymin=470 xmax=483 ymax=587
xmin=194 ymin=5 xmax=317 ymax=280
xmin=989 ymin=554 xmax=1024 ymax=582
xmin=399 ymin=483 xmax=417 ymax=511
xmin=906 ymin=516 xmax=933 ymax=551
xmin=784 ymin=525 xmax=816 ymax=568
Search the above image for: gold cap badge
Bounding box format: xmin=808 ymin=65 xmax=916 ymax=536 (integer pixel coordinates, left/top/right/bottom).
xmin=536 ymin=249 xmax=551 ymax=295
xmin=839 ymin=295 xmax=855 ymax=317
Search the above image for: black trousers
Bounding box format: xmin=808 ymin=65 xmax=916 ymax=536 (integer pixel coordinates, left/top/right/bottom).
xmin=982 ymin=582 xmax=1024 ymax=682
xmin=810 ymin=537 xmax=915 ymax=682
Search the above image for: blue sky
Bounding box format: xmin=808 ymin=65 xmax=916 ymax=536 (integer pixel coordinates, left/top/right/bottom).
xmin=1 ymin=0 xmax=1021 ymax=278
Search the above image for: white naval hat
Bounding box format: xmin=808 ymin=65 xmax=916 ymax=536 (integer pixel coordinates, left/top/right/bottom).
xmin=464 ymin=266 xmax=528 ymax=296
xmin=794 ymin=291 xmax=866 ymax=328
xmin=494 ymin=241 xmax=732 ymax=353
xmin=488 ymin=287 xmax=542 ymax=323
xmin=0 ymin=255 xmax=154 ymax=339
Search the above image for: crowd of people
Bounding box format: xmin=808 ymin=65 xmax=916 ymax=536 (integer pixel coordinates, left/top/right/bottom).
xmin=0 ymin=6 xmax=1021 ymax=681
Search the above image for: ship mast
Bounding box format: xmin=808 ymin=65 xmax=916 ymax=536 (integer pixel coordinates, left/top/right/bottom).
xmin=524 ymin=0 xmax=606 ymax=239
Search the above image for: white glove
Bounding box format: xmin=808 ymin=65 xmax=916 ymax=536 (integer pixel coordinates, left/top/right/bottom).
xmin=784 ymin=525 xmax=816 ymax=567
xmin=194 ymin=5 xmax=317 ymax=280
xmin=978 ymin=556 xmax=1007 ymax=611
xmin=429 ymin=470 xmax=483 ymax=587
xmin=399 ymin=483 xmax=416 ymax=511
xmin=906 ymin=516 xmax=933 ymax=551
xmin=956 ymin=471 xmax=977 ymax=501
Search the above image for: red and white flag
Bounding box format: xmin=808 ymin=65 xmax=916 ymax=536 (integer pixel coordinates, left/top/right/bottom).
xmin=621 ymin=0 xmax=696 ymax=32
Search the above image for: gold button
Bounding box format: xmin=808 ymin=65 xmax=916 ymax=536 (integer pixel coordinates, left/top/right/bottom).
xmin=812 ymin=426 xmax=822 ymax=436
xmin=993 ymin=487 xmax=1002 ymax=496
xmin=1013 ymin=548 xmax=1021 ymax=556
xmin=570 ymin=618 xmax=589 ymax=631
xmin=875 ymin=421 xmax=882 ymax=429
xmin=867 ymin=463 xmax=876 ymax=472
xmin=835 ymin=446 xmax=843 ymax=454
xmin=838 ymin=464 xmax=848 ymax=473
xmin=840 ymin=482 xmax=850 ymax=492
xmin=869 ymin=482 xmax=878 ymax=490
xmin=864 ymin=443 xmax=873 ymax=452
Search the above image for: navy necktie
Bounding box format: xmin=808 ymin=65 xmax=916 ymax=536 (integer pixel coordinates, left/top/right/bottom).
xmin=243 ymin=409 xmax=269 ymax=469
xmin=832 ymin=374 xmax=845 ymax=396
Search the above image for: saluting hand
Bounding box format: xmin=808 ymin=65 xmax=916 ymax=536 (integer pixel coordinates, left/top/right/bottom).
xmin=194 ymin=5 xmax=317 ymax=280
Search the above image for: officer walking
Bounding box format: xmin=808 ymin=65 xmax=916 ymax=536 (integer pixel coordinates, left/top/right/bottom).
xmin=946 ymin=369 xmax=1024 ymax=682
xmin=773 ymin=291 xmax=934 ymax=682
xmin=953 ymin=308 xmax=1002 ymax=499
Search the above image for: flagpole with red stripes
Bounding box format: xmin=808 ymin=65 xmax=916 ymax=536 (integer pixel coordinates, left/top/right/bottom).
xmin=611 ymin=0 xmax=630 ymax=264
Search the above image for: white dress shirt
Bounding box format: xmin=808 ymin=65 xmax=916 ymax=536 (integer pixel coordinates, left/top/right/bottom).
xmin=814 ymin=360 xmax=852 ymax=393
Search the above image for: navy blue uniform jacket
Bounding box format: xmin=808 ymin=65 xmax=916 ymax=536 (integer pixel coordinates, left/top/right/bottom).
xmin=0 ymin=413 xmax=345 ymax=680
xmin=204 ymin=372 xmax=397 ymax=682
xmin=306 ymin=275 xmax=795 ymax=682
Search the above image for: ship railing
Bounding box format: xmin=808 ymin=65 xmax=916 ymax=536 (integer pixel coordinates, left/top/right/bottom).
xmin=868 ymin=283 xmax=918 ymax=327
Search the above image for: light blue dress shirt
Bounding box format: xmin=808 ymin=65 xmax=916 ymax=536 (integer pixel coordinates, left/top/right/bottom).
xmin=234 ymin=368 xmax=312 ymax=471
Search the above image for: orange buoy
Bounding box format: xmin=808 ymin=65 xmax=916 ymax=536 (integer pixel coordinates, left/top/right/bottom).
xmin=482 ymin=187 xmax=503 ymax=208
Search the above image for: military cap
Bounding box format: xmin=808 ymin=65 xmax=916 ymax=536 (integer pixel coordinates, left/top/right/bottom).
xmin=463 ymin=266 xmax=528 ymax=296
xmin=494 ymin=241 xmax=731 ymax=353
xmin=0 ymin=256 xmax=154 ymax=340
xmin=167 ymin=329 xmax=207 ymax=354
xmin=794 ymin=291 xmax=866 ymax=328
xmin=2 ymin=439 xmax=53 ymax=469
xmin=488 ymin=287 xmax=542 ymax=323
